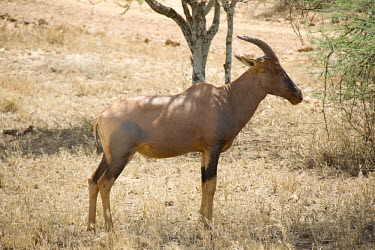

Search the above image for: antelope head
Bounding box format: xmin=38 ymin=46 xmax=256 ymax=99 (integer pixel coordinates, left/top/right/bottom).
xmin=236 ymin=36 xmax=303 ymax=105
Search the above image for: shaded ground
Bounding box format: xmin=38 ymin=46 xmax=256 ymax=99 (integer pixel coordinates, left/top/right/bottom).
xmin=0 ymin=126 xmax=94 ymax=158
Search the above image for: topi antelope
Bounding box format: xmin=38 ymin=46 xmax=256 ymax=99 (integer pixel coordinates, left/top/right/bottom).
xmin=87 ymin=36 xmax=303 ymax=231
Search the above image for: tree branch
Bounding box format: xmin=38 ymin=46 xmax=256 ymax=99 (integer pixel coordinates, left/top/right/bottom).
xmin=206 ymin=0 xmax=220 ymax=42
xmin=145 ymin=0 xmax=192 ymax=47
xmin=181 ymin=0 xmax=193 ymax=27
xmin=204 ymin=0 xmax=215 ymax=16
xmin=220 ymin=0 xmax=228 ymax=12
xmin=230 ymin=0 xmax=238 ymax=9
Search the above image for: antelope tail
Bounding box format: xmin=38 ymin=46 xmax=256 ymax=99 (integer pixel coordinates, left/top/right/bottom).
xmin=93 ymin=118 xmax=102 ymax=154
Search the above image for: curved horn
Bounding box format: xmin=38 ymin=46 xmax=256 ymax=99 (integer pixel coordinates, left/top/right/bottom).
xmin=237 ymin=36 xmax=277 ymax=60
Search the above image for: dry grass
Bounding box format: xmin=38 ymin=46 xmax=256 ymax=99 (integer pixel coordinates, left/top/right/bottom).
xmin=0 ymin=94 xmax=21 ymax=113
xmin=305 ymin=122 xmax=375 ymax=177
xmin=0 ymin=0 xmax=374 ymax=249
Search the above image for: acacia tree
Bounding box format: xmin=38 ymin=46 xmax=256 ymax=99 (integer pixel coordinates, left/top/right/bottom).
xmin=287 ymin=0 xmax=374 ymax=170
xmin=144 ymin=0 xmax=220 ymax=84
xmin=111 ymin=0 xmax=240 ymax=84
xmin=87 ymin=0 xmax=240 ymax=85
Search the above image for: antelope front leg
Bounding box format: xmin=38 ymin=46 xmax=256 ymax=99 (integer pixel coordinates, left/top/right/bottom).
xmin=203 ymin=177 xmax=217 ymax=224
xmin=199 ymin=152 xmax=206 ymax=217
xmin=200 ymin=144 xmax=223 ymax=228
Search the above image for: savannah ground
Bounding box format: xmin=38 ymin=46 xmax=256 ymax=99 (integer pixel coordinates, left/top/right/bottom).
xmin=0 ymin=0 xmax=374 ymax=249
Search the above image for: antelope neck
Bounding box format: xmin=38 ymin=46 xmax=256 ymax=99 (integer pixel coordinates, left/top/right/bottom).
xmin=220 ymin=69 xmax=267 ymax=129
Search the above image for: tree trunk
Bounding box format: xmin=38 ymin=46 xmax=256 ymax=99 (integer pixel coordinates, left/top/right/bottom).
xmin=190 ymin=2 xmax=206 ymax=84
xmin=222 ymin=0 xmax=238 ymax=84
xmin=191 ymin=45 xmax=207 ymax=84
xmin=189 ymin=0 xmax=220 ymax=84
xmin=223 ymin=10 xmax=234 ymax=84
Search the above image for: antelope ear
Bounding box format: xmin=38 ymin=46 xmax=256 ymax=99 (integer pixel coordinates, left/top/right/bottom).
xmin=235 ymin=55 xmax=256 ymax=67
xmin=235 ymin=55 xmax=266 ymax=72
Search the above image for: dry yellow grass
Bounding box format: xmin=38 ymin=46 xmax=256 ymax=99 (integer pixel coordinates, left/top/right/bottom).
xmin=0 ymin=0 xmax=374 ymax=249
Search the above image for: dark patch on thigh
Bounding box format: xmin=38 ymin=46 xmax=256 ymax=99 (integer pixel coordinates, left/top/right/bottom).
xmin=105 ymin=153 xmax=131 ymax=181
xmin=92 ymin=155 xmax=108 ymax=183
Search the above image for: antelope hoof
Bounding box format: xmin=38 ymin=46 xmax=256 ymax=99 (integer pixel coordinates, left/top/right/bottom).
xmin=105 ymin=221 xmax=114 ymax=232
xmin=105 ymin=225 xmax=113 ymax=232
xmin=87 ymin=223 xmax=96 ymax=232
xmin=198 ymin=215 xmax=213 ymax=229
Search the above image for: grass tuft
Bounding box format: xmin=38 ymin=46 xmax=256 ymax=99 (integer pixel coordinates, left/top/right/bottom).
xmin=0 ymin=93 xmax=21 ymax=113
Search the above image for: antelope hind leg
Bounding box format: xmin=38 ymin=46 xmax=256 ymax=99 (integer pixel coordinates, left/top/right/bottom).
xmin=87 ymin=155 xmax=108 ymax=231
